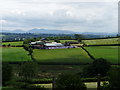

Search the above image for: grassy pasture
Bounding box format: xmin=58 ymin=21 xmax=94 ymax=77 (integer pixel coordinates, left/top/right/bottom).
xmin=33 ymin=48 xmax=93 ymax=64
xmin=2 ymin=87 xmax=22 ymax=90
xmin=2 ymin=41 xmax=23 ymax=46
xmin=50 ymin=40 xmax=77 ymax=44
xmin=60 ymin=40 xmax=77 ymax=43
xmin=82 ymin=38 xmax=119 ymax=45
xmin=85 ymin=46 xmax=119 ymax=64
xmin=1 ymin=47 xmax=31 ymax=62
xmin=38 ymin=65 xmax=86 ymax=74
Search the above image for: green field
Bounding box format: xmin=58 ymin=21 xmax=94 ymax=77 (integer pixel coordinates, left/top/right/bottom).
xmin=33 ymin=48 xmax=93 ymax=64
xmin=50 ymin=40 xmax=77 ymax=44
xmin=38 ymin=65 xmax=87 ymax=74
xmin=60 ymin=40 xmax=77 ymax=43
xmin=85 ymin=46 xmax=119 ymax=64
xmin=2 ymin=87 xmax=21 ymax=90
xmin=2 ymin=47 xmax=31 ymax=62
xmin=2 ymin=41 xmax=23 ymax=46
xmin=82 ymin=38 xmax=119 ymax=45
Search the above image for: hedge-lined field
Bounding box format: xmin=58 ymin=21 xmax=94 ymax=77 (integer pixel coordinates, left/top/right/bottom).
xmin=82 ymin=38 xmax=119 ymax=45
xmin=2 ymin=87 xmax=22 ymax=90
xmin=33 ymin=48 xmax=93 ymax=64
xmin=49 ymin=40 xmax=77 ymax=43
xmin=2 ymin=41 xmax=23 ymax=46
xmin=2 ymin=47 xmax=31 ymax=62
xmin=60 ymin=40 xmax=77 ymax=43
xmin=85 ymin=46 xmax=119 ymax=64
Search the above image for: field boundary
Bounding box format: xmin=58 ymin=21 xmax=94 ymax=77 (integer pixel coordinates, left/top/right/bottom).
xmin=87 ymin=44 xmax=120 ymax=46
xmin=82 ymin=37 xmax=118 ymax=40
xmin=81 ymin=46 xmax=95 ymax=60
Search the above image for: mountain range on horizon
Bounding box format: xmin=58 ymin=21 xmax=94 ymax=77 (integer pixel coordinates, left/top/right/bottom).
xmin=1 ymin=28 xmax=77 ymax=34
xmin=1 ymin=28 xmax=118 ymax=35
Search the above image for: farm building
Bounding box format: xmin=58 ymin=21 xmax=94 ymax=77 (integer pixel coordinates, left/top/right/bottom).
xmin=30 ymin=40 xmax=79 ymax=49
xmin=64 ymin=41 xmax=83 ymax=46
xmin=45 ymin=42 xmax=63 ymax=47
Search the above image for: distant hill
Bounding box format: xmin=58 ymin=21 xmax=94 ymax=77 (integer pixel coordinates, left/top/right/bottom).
xmin=28 ymin=28 xmax=76 ymax=34
xmin=1 ymin=28 xmax=77 ymax=34
xmin=1 ymin=30 xmax=26 ymax=33
xmin=1 ymin=28 xmax=118 ymax=37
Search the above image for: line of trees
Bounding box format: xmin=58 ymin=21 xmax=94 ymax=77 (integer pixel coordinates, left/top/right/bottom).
xmin=2 ymin=58 xmax=120 ymax=89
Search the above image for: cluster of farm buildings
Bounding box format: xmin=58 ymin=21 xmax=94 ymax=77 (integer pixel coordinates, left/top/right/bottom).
xmin=29 ymin=38 xmax=83 ymax=49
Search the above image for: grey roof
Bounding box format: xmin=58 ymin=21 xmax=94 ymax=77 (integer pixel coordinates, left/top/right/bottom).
xmin=44 ymin=42 xmax=63 ymax=47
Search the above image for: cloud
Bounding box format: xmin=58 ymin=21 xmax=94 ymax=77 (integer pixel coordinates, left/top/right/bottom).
xmin=0 ymin=20 xmax=7 ymax=23
xmin=0 ymin=0 xmax=118 ymax=32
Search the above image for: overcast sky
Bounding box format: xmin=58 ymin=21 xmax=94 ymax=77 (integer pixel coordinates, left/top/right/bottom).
xmin=0 ymin=0 xmax=118 ymax=32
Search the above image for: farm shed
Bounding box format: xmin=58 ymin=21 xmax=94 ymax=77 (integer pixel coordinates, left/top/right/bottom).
xmin=30 ymin=40 xmax=78 ymax=49
xmin=44 ymin=42 xmax=64 ymax=47
xmin=64 ymin=41 xmax=79 ymax=46
xmin=29 ymin=42 xmax=36 ymax=45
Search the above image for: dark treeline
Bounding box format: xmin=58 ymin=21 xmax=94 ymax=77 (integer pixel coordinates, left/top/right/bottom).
xmin=1 ymin=33 xmax=74 ymax=41
xmin=1 ymin=32 xmax=119 ymax=42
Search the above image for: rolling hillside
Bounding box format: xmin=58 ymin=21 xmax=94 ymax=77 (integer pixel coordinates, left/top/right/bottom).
xmin=33 ymin=48 xmax=93 ymax=64
xmin=82 ymin=38 xmax=119 ymax=45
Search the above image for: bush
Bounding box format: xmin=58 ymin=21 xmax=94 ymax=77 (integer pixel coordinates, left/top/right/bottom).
xmin=81 ymin=77 xmax=108 ymax=82
xmin=54 ymin=39 xmax=60 ymax=43
xmin=15 ymin=77 xmax=52 ymax=84
xmin=101 ymin=67 xmax=120 ymax=90
xmin=30 ymin=78 xmax=52 ymax=84
xmin=6 ymin=80 xmax=29 ymax=89
xmin=19 ymin=62 xmax=39 ymax=79
xmin=101 ymin=81 xmax=110 ymax=90
xmin=2 ymin=62 xmax=13 ymax=86
xmin=108 ymin=67 xmax=120 ymax=89
xmin=26 ymin=84 xmax=47 ymax=90
xmin=82 ymin=58 xmax=111 ymax=77
xmin=55 ymin=74 xmax=87 ymax=90
xmin=6 ymin=80 xmax=47 ymax=90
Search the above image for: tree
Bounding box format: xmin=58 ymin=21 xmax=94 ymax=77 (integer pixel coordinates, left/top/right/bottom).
xmin=108 ymin=67 xmax=120 ymax=89
xmin=28 ymin=48 xmax=35 ymax=60
xmin=19 ymin=62 xmax=39 ymax=79
xmin=2 ymin=62 xmax=13 ymax=86
xmin=28 ymin=47 xmax=33 ymax=55
xmin=82 ymin=58 xmax=111 ymax=77
xmin=54 ymin=39 xmax=60 ymax=43
xmin=8 ymin=44 xmax=11 ymax=47
xmin=74 ymin=34 xmax=85 ymax=42
xmin=55 ymin=74 xmax=87 ymax=90
xmin=23 ymin=44 xmax=31 ymax=51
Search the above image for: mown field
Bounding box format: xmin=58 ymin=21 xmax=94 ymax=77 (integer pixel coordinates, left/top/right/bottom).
xmin=2 ymin=87 xmax=21 ymax=90
xmin=60 ymin=40 xmax=77 ymax=43
xmin=49 ymin=40 xmax=77 ymax=43
xmin=38 ymin=65 xmax=86 ymax=74
xmin=2 ymin=47 xmax=31 ymax=62
xmin=2 ymin=41 xmax=23 ymax=46
xmin=82 ymin=38 xmax=119 ymax=45
xmin=33 ymin=48 xmax=93 ymax=64
xmin=85 ymin=46 xmax=119 ymax=64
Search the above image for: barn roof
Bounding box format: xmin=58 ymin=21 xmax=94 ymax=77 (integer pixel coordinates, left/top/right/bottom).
xmin=44 ymin=42 xmax=63 ymax=47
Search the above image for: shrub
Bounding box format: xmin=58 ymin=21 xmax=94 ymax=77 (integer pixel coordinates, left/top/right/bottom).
xmin=30 ymin=78 xmax=52 ymax=84
xmin=81 ymin=77 xmax=108 ymax=82
xmin=101 ymin=67 xmax=120 ymax=90
xmin=6 ymin=80 xmax=29 ymax=89
xmin=108 ymin=67 xmax=120 ymax=89
xmin=15 ymin=77 xmax=52 ymax=84
xmin=26 ymin=84 xmax=47 ymax=90
xmin=19 ymin=62 xmax=39 ymax=79
xmin=2 ymin=62 xmax=13 ymax=86
xmin=82 ymin=58 xmax=111 ymax=77
xmin=55 ymin=74 xmax=87 ymax=90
